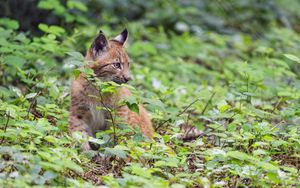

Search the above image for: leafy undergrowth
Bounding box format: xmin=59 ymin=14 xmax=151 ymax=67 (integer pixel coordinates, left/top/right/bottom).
xmin=1 ymin=14 xmax=300 ymax=188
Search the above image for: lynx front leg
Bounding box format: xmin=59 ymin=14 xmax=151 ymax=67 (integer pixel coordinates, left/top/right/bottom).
xmin=68 ymin=114 xmax=92 ymax=151
xmin=117 ymin=104 xmax=153 ymax=139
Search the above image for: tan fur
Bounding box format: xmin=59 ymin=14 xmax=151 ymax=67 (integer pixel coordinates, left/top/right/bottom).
xmin=69 ymin=30 xmax=153 ymax=150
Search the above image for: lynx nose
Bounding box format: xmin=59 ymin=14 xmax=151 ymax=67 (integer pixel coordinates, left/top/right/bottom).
xmin=123 ymin=76 xmax=132 ymax=83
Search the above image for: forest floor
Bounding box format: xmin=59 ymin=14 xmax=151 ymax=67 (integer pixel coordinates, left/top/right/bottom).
xmin=1 ymin=10 xmax=300 ymax=188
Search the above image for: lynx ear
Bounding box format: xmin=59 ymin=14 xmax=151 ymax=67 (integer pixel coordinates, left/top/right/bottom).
xmin=91 ymin=30 xmax=108 ymax=57
xmin=113 ymin=28 xmax=128 ymax=46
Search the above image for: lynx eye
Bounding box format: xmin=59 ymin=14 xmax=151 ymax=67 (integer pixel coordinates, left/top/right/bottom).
xmin=113 ymin=62 xmax=122 ymax=69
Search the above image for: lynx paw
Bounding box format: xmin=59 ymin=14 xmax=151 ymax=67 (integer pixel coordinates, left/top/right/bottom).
xmin=81 ymin=141 xmax=91 ymax=151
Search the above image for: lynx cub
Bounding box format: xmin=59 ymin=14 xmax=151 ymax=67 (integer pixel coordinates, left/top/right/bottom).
xmin=68 ymin=29 xmax=153 ymax=150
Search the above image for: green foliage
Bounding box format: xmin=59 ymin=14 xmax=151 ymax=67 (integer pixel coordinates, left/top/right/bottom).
xmin=1 ymin=0 xmax=300 ymax=187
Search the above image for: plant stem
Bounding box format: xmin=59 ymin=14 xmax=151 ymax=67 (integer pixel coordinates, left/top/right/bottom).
xmin=0 ymin=112 xmax=10 ymax=145
xmin=201 ymin=92 xmax=216 ymax=115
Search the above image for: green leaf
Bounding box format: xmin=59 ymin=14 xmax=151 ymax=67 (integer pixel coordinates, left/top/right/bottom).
xmin=105 ymin=147 xmax=128 ymax=159
xmin=66 ymin=51 xmax=84 ymax=61
xmin=126 ymin=102 xmax=139 ymax=114
xmin=227 ymin=151 xmax=252 ymax=161
xmin=154 ymin=160 xmax=178 ymax=168
xmin=81 ymin=68 xmax=94 ymax=76
xmin=4 ymin=55 xmax=26 ymax=68
xmin=88 ymin=137 xmax=105 ymax=145
xmin=25 ymin=93 xmax=38 ymax=99
xmin=67 ymin=1 xmax=88 ymax=12
xmin=38 ymin=0 xmax=65 ymax=13
xmin=73 ymin=69 xmax=81 ymax=78
xmin=262 ymin=135 xmax=273 ymax=142
xmin=284 ymin=54 xmax=300 ymax=63
xmin=43 ymin=171 xmax=58 ymax=181
xmin=38 ymin=24 xmax=65 ymax=36
xmin=48 ymin=25 xmax=65 ymax=35
xmin=38 ymin=0 xmax=54 ymax=9
xmin=38 ymin=24 xmax=49 ymax=33
xmin=130 ymin=164 xmax=152 ymax=178
xmin=0 ymin=18 xmax=19 ymax=30
xmin=64 ymin=160 xmax=84 ymax=173
xmin=39 ymin=161 xmax=62 ymax=172
xmin=125 ymin=96 xmax=140 ymax=114
xmin=44 ymin=135 xmax=58 ymax=143
xmin=217 ymin=100 xmax=231 ymax=113
xmin=133 ymin=132 xmax=144 ymax=142
xmin=266 ymin=172 xmax=280 ymax=184
xmin=256 ymin=161 xmax=279 ymax=172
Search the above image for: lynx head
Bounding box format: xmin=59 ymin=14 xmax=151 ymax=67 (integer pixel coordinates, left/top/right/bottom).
xmin=85 ymin=29 xmax=131 ymax=84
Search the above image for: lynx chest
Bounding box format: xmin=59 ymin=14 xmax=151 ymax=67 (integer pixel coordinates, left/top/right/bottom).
xmin=88 ymin=102 xmax=108 ymax=133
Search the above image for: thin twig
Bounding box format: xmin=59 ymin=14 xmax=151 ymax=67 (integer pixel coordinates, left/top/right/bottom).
xmin=154 ymin=119 xmax=170 ymax=131
xmin=271 ymin=97 xmax=282 ymax=113
xmin=98 ymin=90 xmax=117 ymax=146
xmin=201 ymin=92 xmax=216 ymax=115
xmin=245 ymin=74 xmax=251 ymax=103
xmin=0 ymin=112 xmax=10 ymax=145
xmin=26 ymin=91 xmax=41 ymax=119
xmin=177 ymin=99 xmax=200 ymax=117
xmin=85 ymin=76 xmax=117 ymax=146
xmin=155 ymin=97 xmax=202 ymax=131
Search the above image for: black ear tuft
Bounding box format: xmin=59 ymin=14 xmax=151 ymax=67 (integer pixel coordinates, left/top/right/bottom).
xmin=91 ymin=31 xmax=108 ymax=57
xmin=113 ymin=28 xmax=128 ymax=46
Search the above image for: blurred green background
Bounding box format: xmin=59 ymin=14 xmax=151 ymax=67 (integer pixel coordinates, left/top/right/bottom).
xmin=2 ymin=0 xmax=300 ymax=35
